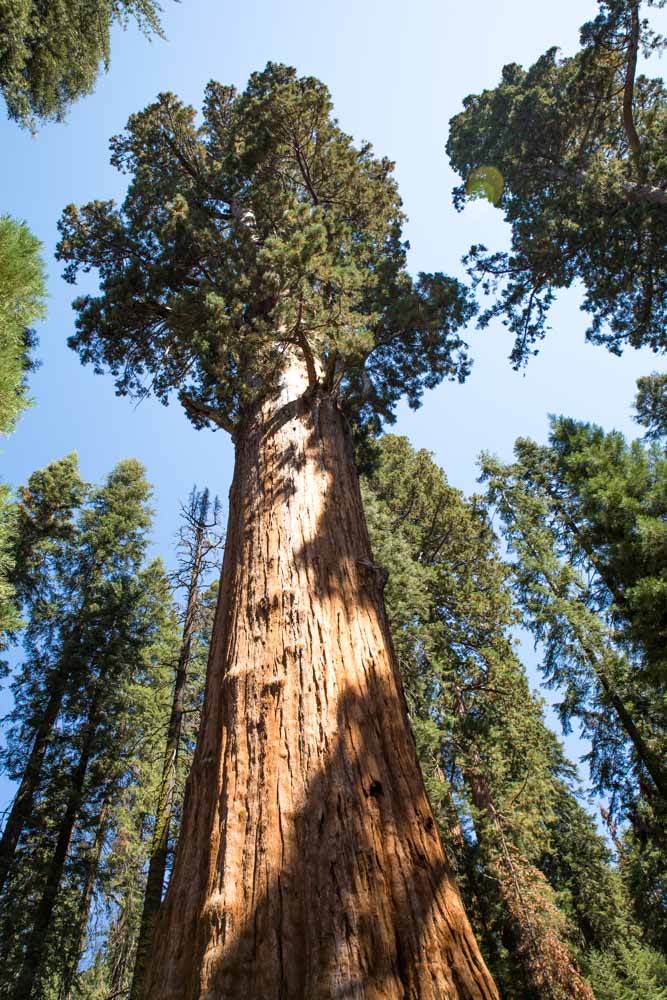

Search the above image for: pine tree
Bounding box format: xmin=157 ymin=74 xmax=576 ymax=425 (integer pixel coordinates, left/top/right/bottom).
xmin=480 ymin=423 xmax=666 ymax=814
xmin=130 ymin=487 xmax=222 ymax=999
xmin=56 ymin=64 xmax=496 ymax=998
xmin=0 ymin=0 xmax=166 ymax=128
xmin=362 ymin=435 xmax=598 ymax=1000
xmin=58 ymin=556 xmax=181 ymax=1000
xmin=0 ymin=215 xmax=44 ymax=435
xmin=0 ymin=458 xmax=166 ymax=997
xmin=77 ymin=576 xmax=214 ymax=1000
xmin=446 ymin=0 xmax=667 ymax=365
xmin=635 ymin=372 xmax=667 ymax=441
xmin=0 ymin=453 xmax=87 ymax=896
xmin=0 ymin=215 xmax=46 ymax=639
xmin=480 ymin=421 xmax=666 ymax=947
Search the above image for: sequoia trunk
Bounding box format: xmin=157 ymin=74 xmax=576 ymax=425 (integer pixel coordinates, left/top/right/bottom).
xmin=145 ymin=360 xmax=497 ymax=999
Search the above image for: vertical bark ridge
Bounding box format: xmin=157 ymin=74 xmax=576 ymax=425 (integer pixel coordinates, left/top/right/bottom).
xmin=145 ymin=359 xmax=497 ymax=999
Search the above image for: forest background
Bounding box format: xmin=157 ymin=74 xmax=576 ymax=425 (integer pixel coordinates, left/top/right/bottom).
xmin=1 ymin=0 xmax=664 ymax=813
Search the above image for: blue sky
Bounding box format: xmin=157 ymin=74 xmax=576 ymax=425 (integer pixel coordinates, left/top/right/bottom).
xmin=1 ymin=0 xmax=665 ymax=806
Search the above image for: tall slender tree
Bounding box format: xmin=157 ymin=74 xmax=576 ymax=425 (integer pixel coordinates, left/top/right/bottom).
xmin=0 ymin=458 xmax=160 ymax=997
xmin=57 ymin=63 xmax=497 ymax=998
xmin=480 ymin=424 xmax=666 ymax=816
xmin=0 ymin=215 xmax=46 ymax=640
xmin=0 ymin=454 xmax=87 ymax=895
xmin=130 ymin=487 xmax=222 ymax=999
xmin=480 ymin=418 xmax=667 ymax=950
xmin=58 ymin=556 xmax=180 ymax=999
xmin=76 ymin=576 xmax=215 ymax=1000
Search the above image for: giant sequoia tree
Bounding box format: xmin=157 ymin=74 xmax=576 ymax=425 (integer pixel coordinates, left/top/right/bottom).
xmin=447 ymin=0 xmax=667 ymax=365
xmin=56 ymin=64 xmax=495 ymax=998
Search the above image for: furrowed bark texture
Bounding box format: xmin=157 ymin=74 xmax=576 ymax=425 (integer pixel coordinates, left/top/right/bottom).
xmin=145 ymin=361 xmax=498 ymax=999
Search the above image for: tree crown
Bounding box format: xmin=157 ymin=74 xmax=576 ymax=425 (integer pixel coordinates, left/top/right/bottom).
xmin=57 ymin=63 xmax=475 ymax=437
xmin=0 ymin=0 xmax=164 ymax=127
xmin=447 ymin=0 xmax=666 ymax=366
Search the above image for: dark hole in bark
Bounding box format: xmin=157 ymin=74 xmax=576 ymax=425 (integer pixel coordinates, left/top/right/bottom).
xmin=369 ymin=780 xmax=383 ymax=798
xmin=425 ymin=817 xmax=434 ymax=832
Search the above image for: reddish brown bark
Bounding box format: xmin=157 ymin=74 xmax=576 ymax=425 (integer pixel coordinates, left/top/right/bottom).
xmin=145 ymin=360 xmax=498 ymax=999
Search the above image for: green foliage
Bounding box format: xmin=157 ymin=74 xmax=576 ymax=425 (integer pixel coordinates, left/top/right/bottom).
xmin=635 ymin=372 xmax=667 ymax=441
xmin=362 ymin=435 xmax=637 ymax=999
xmin=480 ymin=416 xmax=667 ymax=945
xmin=0 ymin=0 xmax=165 ymax=127
xmin=0 ymin=485 xmax=20 ymax=638
xmin=481 ymin=418 xmax=667 ymax=804
xmin=69 ymin=494 xmax=219 ymax=999
xmin=447 ymin=0 xmax=667 ymax=365
xmin=0 ymin=216 xmax=46 ymax=641
xmin=587 ymin=941 xmax=667 ymax=1000
xmin=57 ymin=63 xmax=475 ymax=440
xmin=545 ymin=417 xmax=667 ymax=688
xmin=0 ymin=215 xmax=45 ymax=434
xmin=0 ymin=456 xmax=182 ymax=996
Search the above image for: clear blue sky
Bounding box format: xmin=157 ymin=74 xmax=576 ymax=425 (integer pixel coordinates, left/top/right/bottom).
xmin=0 ymin=0 xmax=665 ymax=806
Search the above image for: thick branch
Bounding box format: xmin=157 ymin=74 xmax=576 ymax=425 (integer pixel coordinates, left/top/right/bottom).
xmin=180 ymin=393 xmax=236 ymax=435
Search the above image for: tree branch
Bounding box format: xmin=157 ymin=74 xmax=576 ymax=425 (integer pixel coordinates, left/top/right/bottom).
xmin=623 ymin=3 xmax=643 ymax=171
xmin=180 ymin=394 xmax=236 ymax=435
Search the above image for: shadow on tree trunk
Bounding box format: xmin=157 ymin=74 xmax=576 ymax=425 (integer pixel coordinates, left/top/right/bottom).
xmin=145 ymin=364 xmax=497 ymax=999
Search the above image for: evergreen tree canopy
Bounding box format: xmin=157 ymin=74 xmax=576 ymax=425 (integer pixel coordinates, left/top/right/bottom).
xmin=0 ymin=215 xmax=46 ymax=640
xmin=635 ymin=372 xmax=667 ymax=441
xmin=0 ymin=0 xmax=165 ymax=127
xmin=447 ymin=0 xmax=667 ymax=366
xmin=480 ymin=420 xmax=666 ymax=826
xmin=0 ymin=215 xmax=45 ymax=435
xmin=0 ymin=455 xmax=170 ymax=995
xmin=541 ymin=417 xmax=667 ymax=686
xmin=57 ymin=63 xmax=475 ymax=438
xmin=362 ymin=435 xmax=652 ymax=999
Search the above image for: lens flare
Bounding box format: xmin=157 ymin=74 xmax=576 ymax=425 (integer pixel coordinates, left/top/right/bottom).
xmin=465 ymin=166 xmax=504 ymax=206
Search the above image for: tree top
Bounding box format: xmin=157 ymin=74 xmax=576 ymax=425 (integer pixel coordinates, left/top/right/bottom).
xmin=58 ymin=63 xmax=475 ymax=437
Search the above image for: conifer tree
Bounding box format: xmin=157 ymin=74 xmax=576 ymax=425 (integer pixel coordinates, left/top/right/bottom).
xmin=0 ymin=216 xmax=44 ymax=435
xmin=130 ymin=487 xmax=222 ymax=999
xmin=480 ymin=421 xmax=666 ymax=948
xmin=480 ymin=422 xmax=666 ymax=814
xmin=362 ymin=436 xmax=596 ymax=999
xmin=447 ymin=0 xmax=667 ymax=365
xmin=363 ymin=434 xmax=663 ymax=998
xmin=0 ymin=215 xmax=46 ymax=639
xmin=635 ymin=372 xmax=667 ymax=441
xmin=56 ymin=64 xmax=496 ymax=998
xmin=0 ymin=458 xmax=165 ymax=997
xmin=58 ymin=557 xmax=180 ymax=1000
xmin=0 ymin=0 xmax=166 ymax=128
xmin=0 ymin=454 xmax=87 ymax=895
xmin=77 ymin=577 xmax=214 ymax=1000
